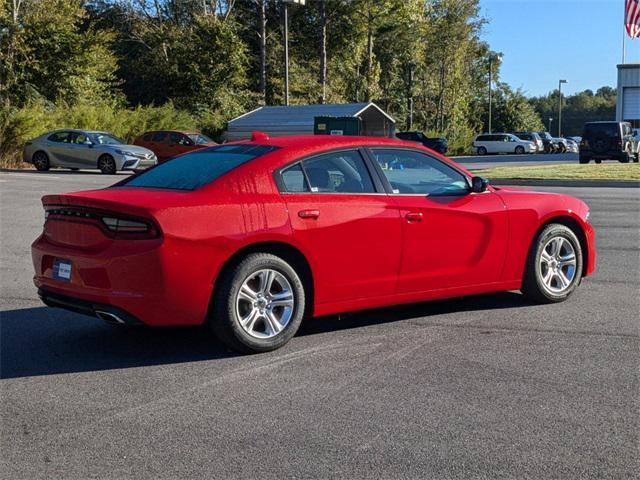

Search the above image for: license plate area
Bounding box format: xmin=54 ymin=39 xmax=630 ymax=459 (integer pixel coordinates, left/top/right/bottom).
xmin=52 ymin=258 xmax=72 ymax=282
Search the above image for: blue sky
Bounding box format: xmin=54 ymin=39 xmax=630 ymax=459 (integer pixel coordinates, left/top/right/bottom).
xmin=480 ymin=0 xmax=640 ymax=97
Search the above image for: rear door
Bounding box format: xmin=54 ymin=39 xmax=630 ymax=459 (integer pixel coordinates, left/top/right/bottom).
xmin=46 ymin=131 xmax=74 ymax=165
xmin=278 ymin=149 xmax=402 ymax=304
xmin=368 ymin=147 xmax=508 ymax=293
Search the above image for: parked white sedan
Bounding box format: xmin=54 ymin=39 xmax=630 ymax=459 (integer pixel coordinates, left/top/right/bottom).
xmin=23 ymin=130 xmax=157 ymax=174
xmin=473 ymin=133 xmax=536 ymax=155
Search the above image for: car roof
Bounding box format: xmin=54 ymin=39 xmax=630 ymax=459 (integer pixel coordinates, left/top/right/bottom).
xmin=142 ymin=130 xmax=200 ymax=135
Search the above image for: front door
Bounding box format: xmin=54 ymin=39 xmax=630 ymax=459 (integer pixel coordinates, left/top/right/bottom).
xmin=369 ymin=147 xmax=508 ymax=293
xmin=279 ymin=149 xmax=402 ymax=305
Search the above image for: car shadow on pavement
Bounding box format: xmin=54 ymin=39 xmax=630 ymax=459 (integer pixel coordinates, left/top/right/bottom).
xmin=1 ymin=291 xmax=527 ymax=379
xmin=0 ymin=307 xmax=236 ymax=379
xmin=298 ymin=291 xmax=527 ymax=336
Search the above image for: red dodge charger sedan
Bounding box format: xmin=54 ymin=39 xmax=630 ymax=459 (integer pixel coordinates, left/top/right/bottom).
xmin=32 ymin=134 xmax=596 ymax=353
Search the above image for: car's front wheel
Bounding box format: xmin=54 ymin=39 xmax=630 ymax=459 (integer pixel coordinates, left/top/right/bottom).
xmin=210 ymin=253 xmax=306 ymax=353
xmin=522 ymin=224 xmax=583 ymax=303
xmin=98 ymin=154 xmax=117 ymax=174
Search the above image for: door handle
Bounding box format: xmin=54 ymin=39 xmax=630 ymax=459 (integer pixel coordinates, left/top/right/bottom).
xmin=298 ymin=209 xmax=320 ymax=219
xmin=405 ymin=212 xmax=423 ymax=222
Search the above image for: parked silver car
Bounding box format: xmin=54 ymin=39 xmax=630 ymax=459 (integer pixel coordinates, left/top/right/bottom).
xmin=23 ymin=130 xmax=157 ymax=174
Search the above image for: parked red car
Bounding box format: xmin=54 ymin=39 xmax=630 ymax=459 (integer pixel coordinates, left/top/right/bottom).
xmin=133 ymin=130 xmax=216 ymax=162
xmin=32 ymin=134 xmax=595 ymax=353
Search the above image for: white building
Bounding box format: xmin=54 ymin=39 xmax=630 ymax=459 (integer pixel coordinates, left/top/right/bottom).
xmin=616 ymin=64 xmax=640 ymax=127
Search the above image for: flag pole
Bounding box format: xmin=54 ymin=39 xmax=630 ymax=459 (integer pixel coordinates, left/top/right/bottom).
xmin=623 ymin=0 xmax=627 ymax=64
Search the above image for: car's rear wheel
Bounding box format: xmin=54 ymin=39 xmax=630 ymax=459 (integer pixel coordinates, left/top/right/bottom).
xmin=579 ymin=155 xmax=590 ymax=164
xmin=595 ymin=158 xmax=602 ymax=164
xmin=32 ymin=151 xmax=50 ymax=171
xmin=522 ymin=224 xmax=583 ymax=304
xmin=477 ymin=146 xmax=487 ymax=155
xmin=209 ymin=253 xmax=306 ymax=353
xmin=620 ymin=148 xmax=631 ymax=163
xmin=98 ymin=154 xmax=117 ymax=174
xmin=515 ymin=146 xmax=525 ymax=154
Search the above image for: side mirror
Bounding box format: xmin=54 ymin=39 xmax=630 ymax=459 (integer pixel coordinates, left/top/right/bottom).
xmin=470 ymin=176 xmax=489 ymax=193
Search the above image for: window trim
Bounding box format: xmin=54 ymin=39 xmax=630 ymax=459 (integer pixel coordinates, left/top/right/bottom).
xmin=274 ymin=147 xmax=387 ymax=195
xmin=362 ymin=146 xmax=473 ymax=197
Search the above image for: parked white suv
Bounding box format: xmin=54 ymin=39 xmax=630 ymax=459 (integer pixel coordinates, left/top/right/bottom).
xmin=473 ymin=133 xmax=536 ymax=155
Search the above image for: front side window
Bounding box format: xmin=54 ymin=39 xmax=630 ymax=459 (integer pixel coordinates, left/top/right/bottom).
xmin=117 ymin=144 xmax=278 ymax=191
xmin=371 ymin=149 xmax=469 ymax=196
xmin=187 ymin=133 xmax=214 ymax=145
xmin=92 ymin=133 xmax=124 ymax=145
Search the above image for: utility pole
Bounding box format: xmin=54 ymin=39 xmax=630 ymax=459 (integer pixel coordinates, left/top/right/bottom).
xmin=558 ymin=79 xmax=567 ymax=137
xmin=487 ymin=53 xmax=502 ymax=134
xmin=405 ymin=62 xmax=416 ymax=130
xmin=283 ymin=0 xmax=305 ymax=106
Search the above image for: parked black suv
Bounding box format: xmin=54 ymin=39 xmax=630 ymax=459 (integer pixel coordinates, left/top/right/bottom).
xmin=579 ymin=121 xmax=638 ymax=164
xmin=396 ymin=131 xmax=448 ymax=154
xmin=536 ymin=132 xmax=556 ymax=153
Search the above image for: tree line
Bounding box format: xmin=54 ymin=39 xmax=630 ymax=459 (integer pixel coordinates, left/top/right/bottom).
xmin=0 ymin=0 xmax=615 ymax=165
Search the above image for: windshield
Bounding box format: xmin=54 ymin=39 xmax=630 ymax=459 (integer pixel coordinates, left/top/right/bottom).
xmin=187 ymin=133 xmax=214 ymax=145
xmin=116 ymin=144 xmax=278 ymax=191
xmin=92 ymin=133 xmax=125 ymax=145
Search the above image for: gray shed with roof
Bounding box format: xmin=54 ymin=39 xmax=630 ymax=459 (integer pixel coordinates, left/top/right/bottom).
xmin=225 ymin=102 xmax=395 ymax=140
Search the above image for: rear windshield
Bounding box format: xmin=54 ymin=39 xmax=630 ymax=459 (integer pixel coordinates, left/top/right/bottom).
xmin=118 ymin=144 xmax=278 ymax=191
xmin=583 ymin=123 xmax=620 ymax=138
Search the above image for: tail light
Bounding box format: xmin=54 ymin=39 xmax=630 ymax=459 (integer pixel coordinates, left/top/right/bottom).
xmin=44 ymin=206 xmax=159 ymax=239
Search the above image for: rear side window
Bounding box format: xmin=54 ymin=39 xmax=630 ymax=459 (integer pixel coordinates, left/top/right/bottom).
xmin=152 ymin=132 xmax=167 ymax=142
xmin=118 ymin=144 xmax=278 ymax=191
xmin=302 ymin=150 xmax=375 ymax=193
xmin=48 ymin=132 xmax=71 ymax=143
xmin=281 ymin=164 xmax=309 ymax=192
xmin=476 ymin=135 xmax=489 ymax=141
xmin=142 ymin=133 xmax=152 ymax=141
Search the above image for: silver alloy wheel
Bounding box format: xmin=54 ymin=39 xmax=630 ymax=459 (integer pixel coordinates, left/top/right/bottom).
xmin=539 ymin=236 xmax=577 ymax=293
xmin=98 ymin=155 xmax=116 ymax=174
xmin=235 ymin=269 xmax=295 ymax=339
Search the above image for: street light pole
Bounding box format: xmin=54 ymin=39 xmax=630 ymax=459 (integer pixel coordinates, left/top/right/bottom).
xmin=558 ymin=79 xmax=567 ymax=137
xmin=548 ymin=117 xmax=553 ymax=132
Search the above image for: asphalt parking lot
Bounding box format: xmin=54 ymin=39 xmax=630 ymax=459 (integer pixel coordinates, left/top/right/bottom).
xmin=455 ymin=152 xmax=577 ymax=170
xmin=1 ymin=170 xmax=638 ymax=479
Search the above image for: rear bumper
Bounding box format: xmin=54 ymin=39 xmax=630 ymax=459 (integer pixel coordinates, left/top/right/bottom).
xmin=38 ymin=288 xmax=143 ymax=325
xmin=31 ymin=233 xmax=216 ymax=327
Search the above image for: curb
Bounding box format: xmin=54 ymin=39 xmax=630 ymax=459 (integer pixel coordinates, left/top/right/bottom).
xmin=490 ymin=179 xmax=640 ymax=188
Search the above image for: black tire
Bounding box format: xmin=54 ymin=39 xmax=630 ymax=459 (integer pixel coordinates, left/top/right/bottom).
xmin=209 ymin=253 xmax=306 ymax=353
xmin=477 ymin=146 xmax=487 ymax=155
xmin=620 ymin=150 xmax=631 ymax=163
xmin=98 ymin=154 xmax=117 ymax=174
xmin=634 ymin=153 xmax=639 ymax=163
xmin=515 ymin=146 xmax=525 ymax=155
xmin=32 ymin=151 xmax=50 ymax=171
xmin=558 ymin=144 xmax=566 ymax=153
xmin=579 ymin=156 xmax=590 ymax=164
xmin=595 ymin=158 xmax=602 ymax=164
xmin=522 ymin=224 xmax=583 ymax=304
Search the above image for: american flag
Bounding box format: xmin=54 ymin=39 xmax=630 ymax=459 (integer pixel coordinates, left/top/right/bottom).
xmin=626 ymin=0 xmax=640 ymax=38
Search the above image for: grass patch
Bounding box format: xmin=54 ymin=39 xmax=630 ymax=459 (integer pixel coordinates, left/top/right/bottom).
xmin=475 ymin=163 xmax=640 ymax=181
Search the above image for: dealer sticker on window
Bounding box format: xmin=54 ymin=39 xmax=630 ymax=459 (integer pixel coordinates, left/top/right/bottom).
xmin=53 ymin=258 xmax=72 ymax=282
